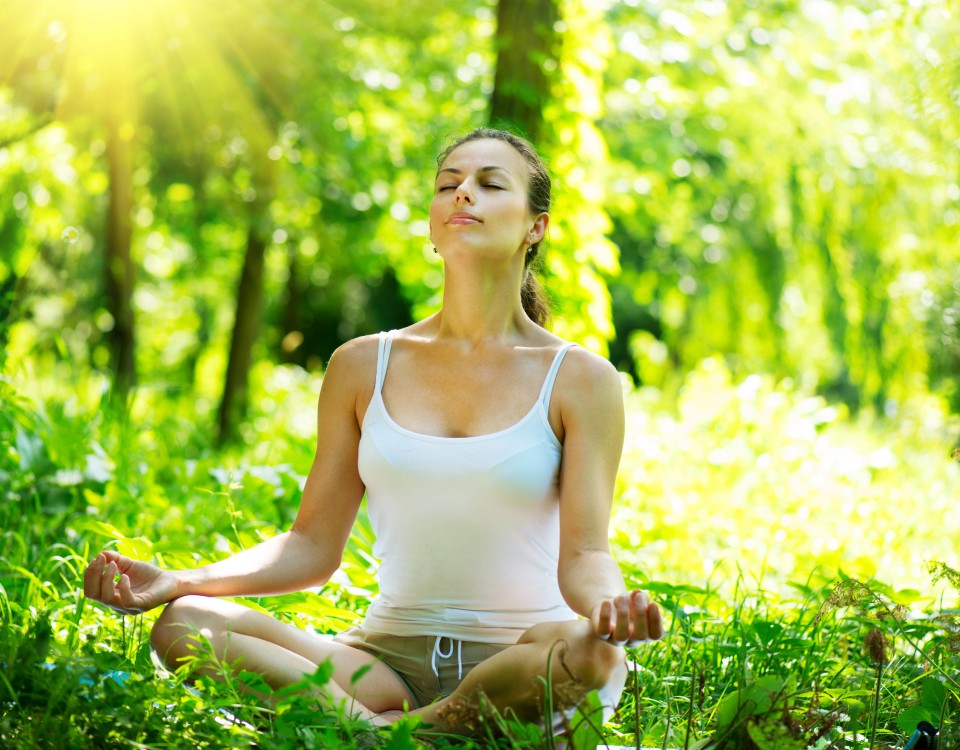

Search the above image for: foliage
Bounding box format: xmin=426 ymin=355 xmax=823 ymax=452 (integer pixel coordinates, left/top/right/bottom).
xmin=2 ymin=0 xmax=958 ymax=415
xmin=1 ymin=363 xmax=958 ymax=748
xmin=600 ymin=0 xmax=960 ymax=411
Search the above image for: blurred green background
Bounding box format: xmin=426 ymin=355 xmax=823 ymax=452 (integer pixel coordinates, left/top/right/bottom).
xmin=3 ymin=0 xmax=957 ymax=437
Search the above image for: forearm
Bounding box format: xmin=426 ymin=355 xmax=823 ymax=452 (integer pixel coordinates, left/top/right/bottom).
xmin=175 ymin=529 xmax=335 ymax=598
xmin=558 ymin=548 xmax=626 ymax=619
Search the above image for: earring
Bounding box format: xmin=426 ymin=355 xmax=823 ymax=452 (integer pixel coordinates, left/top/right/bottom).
xmin=433 ymin=247 xmax=438 ymax=254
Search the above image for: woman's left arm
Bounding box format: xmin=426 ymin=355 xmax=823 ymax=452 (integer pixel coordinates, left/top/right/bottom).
xmin=555 ymin=350 xmax=663 ymax=646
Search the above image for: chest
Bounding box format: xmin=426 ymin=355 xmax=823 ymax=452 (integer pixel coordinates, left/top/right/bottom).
xmin=379 ymin=346 xmax=558 ymax=439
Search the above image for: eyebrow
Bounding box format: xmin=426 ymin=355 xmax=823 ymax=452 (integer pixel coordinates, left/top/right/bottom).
xmin=436 ymin=166 xmax=510 ymax=178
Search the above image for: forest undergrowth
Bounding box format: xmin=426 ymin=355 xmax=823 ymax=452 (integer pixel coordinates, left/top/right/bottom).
xmin=1 ymin=359 xmax=958 ymax=749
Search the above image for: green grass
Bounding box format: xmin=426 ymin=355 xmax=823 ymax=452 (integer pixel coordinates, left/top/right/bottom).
xmin=1 ymin=361 xmax=958 ymax=749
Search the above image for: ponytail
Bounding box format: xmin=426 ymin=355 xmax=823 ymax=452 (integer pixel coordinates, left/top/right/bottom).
xmin=521 ymin=249 xmax=550 ymax=327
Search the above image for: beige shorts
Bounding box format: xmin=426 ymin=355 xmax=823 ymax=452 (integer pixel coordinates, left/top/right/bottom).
xmin=333 ymin=626 xmax=510 ymax=708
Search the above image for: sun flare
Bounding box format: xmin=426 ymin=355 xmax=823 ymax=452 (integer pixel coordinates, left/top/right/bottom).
xmin=1 ymin=0 xmax=289 ymax=151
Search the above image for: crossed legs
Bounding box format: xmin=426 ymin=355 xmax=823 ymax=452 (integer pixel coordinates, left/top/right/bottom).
xmin=150 ymin=596 xmax=414 ymax=717
xmin=418 ymin=620 xmax=627 ymax=730
xmin=150 ymin=596 xmax=627 ymax=731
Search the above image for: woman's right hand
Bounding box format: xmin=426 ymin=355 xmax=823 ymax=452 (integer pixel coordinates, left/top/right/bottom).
xmin=83 ymin=550 xmax=180 ymax=615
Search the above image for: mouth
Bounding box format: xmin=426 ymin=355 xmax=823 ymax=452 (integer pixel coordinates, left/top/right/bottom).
xmin=447 ymin=212 xmax=481 ymax=224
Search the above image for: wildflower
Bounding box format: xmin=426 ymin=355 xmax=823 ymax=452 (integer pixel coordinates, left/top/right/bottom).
xmin=927 ymin=560 xmax=960 ymax=591
xmin=436 ymin=693 xmax=482 ymax=732
xmin=865 ymin=627 xmax=888 ymax=750
xmin=934 ymin=613 xmax=960 ymax=654
xmin=816 ymin=578 xmax=871 ymax=623
xmin=865 ymin=627 xmax=888 ymax=665
xmin=876 ymin=604 xmax=907 ymax=623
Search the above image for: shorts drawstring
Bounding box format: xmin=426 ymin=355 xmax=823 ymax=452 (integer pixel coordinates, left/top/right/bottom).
xmin=431 ymin=635 xmax=463 ymax=681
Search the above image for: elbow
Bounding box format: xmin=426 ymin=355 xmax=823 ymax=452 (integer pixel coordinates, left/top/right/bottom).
xmin=304 ymin=549 xmax=341 ymax=588
xmin=313 ymin=560 xmax=339 ymax=587
xmin=289 ymin=527 xmax=341 ymax=588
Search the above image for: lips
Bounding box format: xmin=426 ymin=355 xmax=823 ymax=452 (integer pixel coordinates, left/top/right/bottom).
xmin=447 ymin=212 xmax=481 ymax=224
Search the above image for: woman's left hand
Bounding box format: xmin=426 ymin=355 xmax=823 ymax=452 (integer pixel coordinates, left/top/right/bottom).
xmin=591 ymin=590 xmax=663 ymax=646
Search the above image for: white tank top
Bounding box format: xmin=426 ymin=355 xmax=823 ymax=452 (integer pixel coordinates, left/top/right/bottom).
xmin=356 ymin=331 xmax=579 ymax=643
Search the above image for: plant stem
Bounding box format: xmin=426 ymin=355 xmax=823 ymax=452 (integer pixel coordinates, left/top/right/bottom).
xmin=938 ymin=690 xmax=948 ymax=750
xmin=868 ymin=661 xmax=882 ymax=750
xmin=633 ymin=667 xmax=642 ymax=750
xmin=684 ymin=667 xmax=696 ymax=750
xmin=662 ymin=683 xmax=672 ymax=750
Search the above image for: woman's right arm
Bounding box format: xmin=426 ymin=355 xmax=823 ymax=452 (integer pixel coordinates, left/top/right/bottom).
xmin=83 ymin=338 xmax=374 ymax=614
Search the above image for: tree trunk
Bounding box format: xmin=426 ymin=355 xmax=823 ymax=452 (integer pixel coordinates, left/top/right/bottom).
xmin=217 ymin=219 xmax=268 ymax=444
xmin=280 ymin=243 xmax=304 ymax=365
xmin=104 ymin=118 xmax=136 ymax=398
xmin=489 ymin=0 xmax=561 ymax=141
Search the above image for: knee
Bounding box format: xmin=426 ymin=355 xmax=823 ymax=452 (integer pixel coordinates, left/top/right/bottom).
xmin=575 ymin=641 xmax=626 ymax=693
xmin=549 ymin=622 xmax=627 ymax=693
xmin=150 ymin=595 xmax=216 ymax=664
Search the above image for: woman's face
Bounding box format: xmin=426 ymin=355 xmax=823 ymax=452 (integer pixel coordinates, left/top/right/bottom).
xmin=429 ymin=138 xmax=546 ymax=261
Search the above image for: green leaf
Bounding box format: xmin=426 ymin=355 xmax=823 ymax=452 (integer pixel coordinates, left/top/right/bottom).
xmin=896 ymin=704 xmax=937 ymax=735
xmin=920 ymin=676 xmax=947 ymax=716
xmin=890 ymin=588 xmax=926 ymax=605
xmin=237 ymin=669 xmax=272 ymax=695
xmin=755 ymin=674 xmax=787 ymax=694
xmin=308 ymin=658 xmax=335 ymax=688
xmin=350 ymin=663 xmax=373 ymax=685
xmin=383 ymin=720 xmax=418 ymax=750
xmin=746 ymin=716 xmax=807 ymax=750
xmin=751 ymin=620 xmax=784 ymax=647
xmin=641 ymin=581 xmax=708 ymax=596
xmin=568 ymin=690 xmax=605 ymax=750
xmin=716 ymin=691 xmax=746 ymax=729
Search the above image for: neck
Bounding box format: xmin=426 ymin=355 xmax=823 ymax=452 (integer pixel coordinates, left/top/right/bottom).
xmin=435 ymin=258 xmax=530 ymax=345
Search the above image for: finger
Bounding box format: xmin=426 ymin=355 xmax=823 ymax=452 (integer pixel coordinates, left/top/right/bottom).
xmin=614 ymin=593 xmax=632 ymax=643
xmin=83 ymin=553 xmax=104 ymax=599
xmin=101 ymin=561 xmax=120 ymax=606
xmin=647 ymin=600 xmax=663 ymax=640
xmin=117 ymin=574 xmax=143 ymax=614
xmin=631 ymin=591 xmax=649 ymax=641
xmin=102 ymin=550 xmax=129 ymax=573
xmin=596 ymin=600 xmax=614 ymax=639
xmin=632 ymin=589 xmax=651 ymax=608
xmin=92 ymin=554 xmax=115 ymax=603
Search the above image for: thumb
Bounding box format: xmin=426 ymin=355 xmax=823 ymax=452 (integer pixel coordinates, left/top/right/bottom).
xmin=118 ymin=574 xmax=143 ymax=611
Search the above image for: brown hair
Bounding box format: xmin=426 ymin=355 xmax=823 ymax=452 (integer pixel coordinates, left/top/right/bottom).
xmin=438 ymin=128 xmax=551 ymax=327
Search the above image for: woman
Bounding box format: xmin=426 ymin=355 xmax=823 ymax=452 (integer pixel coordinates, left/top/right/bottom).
xmin=83 ymin=128 xmax=663 ymax=731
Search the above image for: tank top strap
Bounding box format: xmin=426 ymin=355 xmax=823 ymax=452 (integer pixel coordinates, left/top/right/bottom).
xmin=538 ymin=343 xmax=576 ymax=410
xmin=375 ymin=331 xmax=395 ymax=393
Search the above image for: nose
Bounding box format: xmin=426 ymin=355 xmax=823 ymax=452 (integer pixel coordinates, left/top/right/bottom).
xmin=454 ymin=181 xmax=474 ymax=204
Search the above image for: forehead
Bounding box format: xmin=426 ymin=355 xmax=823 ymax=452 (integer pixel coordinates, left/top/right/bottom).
xmin=439 ymin=138 xmax=527 ymax=178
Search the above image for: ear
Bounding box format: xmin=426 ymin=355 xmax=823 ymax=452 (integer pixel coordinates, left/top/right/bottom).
xmin=526 ymin=212 xmax=549 ymax=245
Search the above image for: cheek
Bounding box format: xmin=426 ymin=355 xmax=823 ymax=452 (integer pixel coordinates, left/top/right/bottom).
xmin=429 ymin=196 xmax=446 ymax=222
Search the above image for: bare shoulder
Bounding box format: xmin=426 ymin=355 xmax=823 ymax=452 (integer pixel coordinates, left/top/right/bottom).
xmin=557 ymin=344 xmax=622 ymax=395
xmin=319 ymin=335 xmax=380 ymax=419
xmin=325 ymin=334 xmax=380 ymax=376
xmin=553 ymin=344 xmax=624 ymax=427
